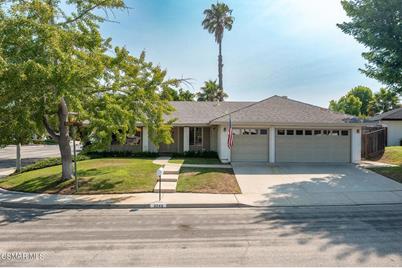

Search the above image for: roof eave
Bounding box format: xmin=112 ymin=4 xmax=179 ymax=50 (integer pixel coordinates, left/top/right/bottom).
xmin=209 ymin=121 xmax=364 ymax=127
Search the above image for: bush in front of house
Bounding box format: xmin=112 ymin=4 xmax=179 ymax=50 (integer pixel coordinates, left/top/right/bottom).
xmin=172 ymin=150 xmax=218 ymax=158
xmin=18 ymin=151 xmax=160 ymax=173
xmin=20 ymin=154 xmax=91 ymax=173
xmin=84 ymin=151 xmax=159 ymax=158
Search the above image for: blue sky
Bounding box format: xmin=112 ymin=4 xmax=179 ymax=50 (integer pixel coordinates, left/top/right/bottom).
xmin=98 ymin=0 xmax=382 ymax=107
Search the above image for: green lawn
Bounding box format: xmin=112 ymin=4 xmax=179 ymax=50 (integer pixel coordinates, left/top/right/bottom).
xmin=176 ymin=167 xmax=241 ymax=194
xmin=374 ymin=146 xmax=402 ymax=165
xmin=169 ymin=157 xmax=222 ymax=165
xmin=368 ymin=146 xmax=402 ymax=184
xmin=370 ymin=166 xmax=402 ymax=184
xmin=0 ymin=158 xmax=159 ymax=194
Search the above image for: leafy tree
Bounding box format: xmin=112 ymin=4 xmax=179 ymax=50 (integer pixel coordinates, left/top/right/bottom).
xmin=161 ymin=88 xmax=195 ymax=101
xmin=0 ymin=1 xmax=178 ymax=180
xmin=197 ymin=80 xmax=228 ymax=102
xmin=338 ymin=0 xmax=402 ymax=93
xmin=368 ymin=88 xmax=400 ymax=115
xmin=329 ymin=94 xmax=362 ymax=116
xmin=0 ymin=90 xmax=39 ymax=172
xmin=348 ymin=86 xmax=373 ymax=115
xmin=202 ymin=2 xmax=234 ymax=93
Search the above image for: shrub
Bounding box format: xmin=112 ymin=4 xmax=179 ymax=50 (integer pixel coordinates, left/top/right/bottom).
xmin=84 ymin=151 xmax=159 ymax=158
xmin=172 ymin=150 xmax=218 ymax=158
xmin=20 ymin=154 xmax=91 ymax=173
xmin=18 ymin=151 xmax=159 ymax=173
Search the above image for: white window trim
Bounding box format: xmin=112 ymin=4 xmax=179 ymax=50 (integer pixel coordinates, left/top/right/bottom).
xmin=189 ymin=127 xmax=203 ymax=147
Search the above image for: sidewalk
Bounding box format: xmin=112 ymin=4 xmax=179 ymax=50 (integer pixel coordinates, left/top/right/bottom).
xmin=0 ymin=188 xmax=242 ymax=208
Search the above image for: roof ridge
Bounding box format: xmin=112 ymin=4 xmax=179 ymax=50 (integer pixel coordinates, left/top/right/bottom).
xmin=373 ymin=107 xmax=402 ymax=120
xmin=283 ymin=96 xmax=356 ymax=117
xmin=208 ymin=95 xmax=279 ymax=123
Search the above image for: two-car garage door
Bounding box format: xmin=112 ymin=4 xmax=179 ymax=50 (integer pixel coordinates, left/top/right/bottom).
xmin=231 ymin=128 xmax=351 ymax=163
xmin=275 ymin=129 xmax=351 ymax=163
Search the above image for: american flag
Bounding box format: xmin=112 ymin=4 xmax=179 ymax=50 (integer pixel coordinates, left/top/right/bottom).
xmin=227 ymin=115 xmax=234 ymax=149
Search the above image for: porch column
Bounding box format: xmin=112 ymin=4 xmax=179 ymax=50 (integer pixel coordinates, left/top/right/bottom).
xmin=142 ymin=126 xmax=149 ymax=152
xmin=351 ymin=127 xmax=361 ymax=164
xmin=269 ymin=127 xmax=276 ymax=163
xmin=183 ymin=127 xmax=190 ymax=152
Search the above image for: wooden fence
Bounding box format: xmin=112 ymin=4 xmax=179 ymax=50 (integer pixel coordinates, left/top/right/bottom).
xmin=361 ymin=126 xmax=387 ymax=159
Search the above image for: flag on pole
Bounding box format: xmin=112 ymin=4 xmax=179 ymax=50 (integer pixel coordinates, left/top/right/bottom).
xmin=227 ymin=115 xmax=234 ymax=149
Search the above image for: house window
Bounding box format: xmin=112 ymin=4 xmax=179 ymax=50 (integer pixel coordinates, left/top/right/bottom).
xmin=259 ymin=129 xmax=268 ymax=135
xmin=189 ymin=127 xmax=203 ymax=146
xmin=341 ymin=130 xmax=349 ymax=136
xmin=296 ymin=130 xmax=303 ymax=135
xmin=277 ymin=129 xmax=285 ymax=135
xmin=314 ymin=130 xmax=322 ymax=135
xmin=249 ymin=129 xmax=258 ymax=135
xmin=286 ymin=129 xmax=294 ymax=135
xmin=305 ymin=130 xmax=312 ymax=136
xmin=331 ymin=130 xmax=340 ymax=136
xmin=323 ymin=130 xmax=330 ymax=135
xmin=233 ymin=129 xmax=241 ymax=135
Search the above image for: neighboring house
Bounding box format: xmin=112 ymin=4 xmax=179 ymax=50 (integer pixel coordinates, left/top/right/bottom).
xmin=113 ymin=95 xmax=363 ymax=164
xmin=371 ymin=108 xmax=402 ymax=146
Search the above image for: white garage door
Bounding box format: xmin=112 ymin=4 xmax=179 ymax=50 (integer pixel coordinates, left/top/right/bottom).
xmin=276 ymin=129 xmax=351 ymax=163
xmin=231 ymin=129 xmax=269 ymax=162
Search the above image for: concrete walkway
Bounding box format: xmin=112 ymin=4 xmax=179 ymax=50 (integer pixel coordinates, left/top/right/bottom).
xmin=152 ymin=157 xmax=182 ymax=193
xmin=359 ymin=160 xmax=398 ymax=168
xmin=0 ymin=188 xmax=239 ymax=208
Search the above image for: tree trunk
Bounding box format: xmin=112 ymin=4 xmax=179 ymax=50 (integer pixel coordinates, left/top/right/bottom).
xmin=218 ymin=41 xmax=223 ymax=96
xmin=58 ymin=97 xmax=73 ymax=180
xmin=16 ymin=143 xmax=21 ymax=173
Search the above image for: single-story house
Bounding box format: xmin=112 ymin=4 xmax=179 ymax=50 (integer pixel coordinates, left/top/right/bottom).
xmin=111 ymin=95 xmax=363 ymax=164
xmin=371 ymin=108 xmax=402 ymax=146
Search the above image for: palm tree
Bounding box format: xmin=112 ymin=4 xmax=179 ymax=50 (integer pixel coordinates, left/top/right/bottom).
xmin=202 ymin=2 xmax=234 ymax=93
xmin=197 ymin=80 xmax=228 ymax=101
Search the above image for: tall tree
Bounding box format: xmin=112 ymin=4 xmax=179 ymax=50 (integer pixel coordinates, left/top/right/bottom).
xmin=329 ymin=94 xmax=362 ymax=116
xmin=368 ymin=88 xmax=400 ymax=115
xmin=196 ymin=80 xmax=228 ymax=102
xmin=202 ymin=2 xmax=234 ymax=94
xmin=348 ymin=86 xmax=373 ymax=115
xmin=338 ymin=0 xmax=402 ymax=93
xmin=161 ymin=88 xmax=195 ymax=101
xmin=0 ymin=1 xmax=177 ymax=180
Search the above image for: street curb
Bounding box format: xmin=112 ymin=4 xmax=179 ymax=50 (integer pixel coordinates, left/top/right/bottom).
xmin=3 ymin=201 xmax=402 ymax=210
xmin=0 ymin=201 xmax=249 ymax=210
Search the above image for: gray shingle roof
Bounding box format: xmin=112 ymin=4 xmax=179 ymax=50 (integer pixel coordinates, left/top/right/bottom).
xmin=167 ymin=101 xmax=253 ymax=125
xmin=209 ymin=96 xmax=359 ymax=125
xmin=370 ymin=108 xmax=402 ymax=121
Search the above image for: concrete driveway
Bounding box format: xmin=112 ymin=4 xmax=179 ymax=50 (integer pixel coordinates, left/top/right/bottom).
xmin=232 ymin=163 xmax=402 ymax=206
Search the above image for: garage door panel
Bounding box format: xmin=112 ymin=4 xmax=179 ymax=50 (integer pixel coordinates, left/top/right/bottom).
xmin=232 ymin=135 xmax=269 ymax=162
xmin=276 ymin=134 xmax=350 ymax=163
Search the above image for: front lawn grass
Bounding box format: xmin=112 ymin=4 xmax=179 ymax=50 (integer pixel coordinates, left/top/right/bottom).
xmin=372 ymin=146 xmax=402 ymax=165
xmin=369 ymin=166 xmax=402 ymax=184
xmin=176 ymin=167 xmax=240 ymax=194
xmin=368 ymin=147 xmax=402 ymax=184
xmin=169 ymin=157 xmax=222 ymax=165
xmin=0 ymin=158 xmax=159 ymax=194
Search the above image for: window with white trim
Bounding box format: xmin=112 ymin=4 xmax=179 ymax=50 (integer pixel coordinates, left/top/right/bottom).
xmin=189 ymin=127 xmax=203 ymax=146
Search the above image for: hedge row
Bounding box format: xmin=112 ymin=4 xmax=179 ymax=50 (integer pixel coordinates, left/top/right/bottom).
xmin=19 ymin=150 xmax=218 ymax=173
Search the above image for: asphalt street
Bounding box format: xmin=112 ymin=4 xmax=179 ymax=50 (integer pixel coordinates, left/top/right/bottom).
xmin=1 ymin=205 xmax=402 ymax=266
xmin=0 ymin=145 xmax=61 ymax=170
